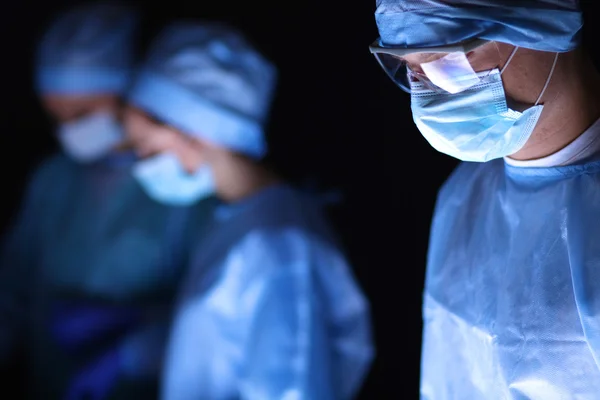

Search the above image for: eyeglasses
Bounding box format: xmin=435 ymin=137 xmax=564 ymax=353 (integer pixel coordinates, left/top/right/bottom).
xmin=369 ymin=39 xmax=497 ymax=94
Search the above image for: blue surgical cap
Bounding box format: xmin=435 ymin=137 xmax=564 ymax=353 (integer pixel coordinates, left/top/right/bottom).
xmin=375 ymin=0 xmax=583 ymax=52
xmin=36 ymin=2 xmax=139 ymax=95
xmin=128 ymin=22 xmax=277 ymax=159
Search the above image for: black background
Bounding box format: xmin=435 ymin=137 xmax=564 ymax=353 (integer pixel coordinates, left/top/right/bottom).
xmin=1 ymin=0 xmax=598 ymax=398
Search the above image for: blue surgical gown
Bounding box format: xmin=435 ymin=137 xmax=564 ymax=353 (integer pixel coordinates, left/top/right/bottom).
xmin=162 ymin=184 xmax=374 ymax=400
xmin=421 ymin=155 xmax=600 ymax=399
xmin=0 ymin=152 xmax=216 ymax=399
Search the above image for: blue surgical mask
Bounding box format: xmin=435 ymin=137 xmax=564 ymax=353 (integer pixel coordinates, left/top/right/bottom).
xmin=410 ymin=70 xmax=544 ymax=162
xmin=58 ymin=111 xmax=124 ymax=163
xmin=132 ymin=152 xmax=215 ymax=206
xmin=410 ymin=50 xmax=558 ymax=162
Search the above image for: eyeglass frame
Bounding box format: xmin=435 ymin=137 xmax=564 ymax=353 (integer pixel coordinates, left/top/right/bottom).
xmin=369 ymin=38 xmax=491 ymax=93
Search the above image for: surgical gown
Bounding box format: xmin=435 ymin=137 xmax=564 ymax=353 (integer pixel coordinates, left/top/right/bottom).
xmin=162 ymin=184 xmax=374 ymax=400
xmin=421 ymin=155 xmax=600 ymax=399
xmin=0 ymin=152 xmax=216 ymax=399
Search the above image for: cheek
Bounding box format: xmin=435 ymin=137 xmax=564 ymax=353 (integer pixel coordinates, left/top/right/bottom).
xmin=502 ymin=69 xmax=537 ymax=104
xmin=123 ymin=118 xmax=142 ymax=141
xmin=501 ymin=54 xmax=556 ymax=104
xmin=124 ymin=114 xmax=154 ymax=141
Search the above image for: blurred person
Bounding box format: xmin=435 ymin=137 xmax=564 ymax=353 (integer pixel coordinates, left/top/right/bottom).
xmin=0 ymin=3 xmax=216 ymax=399
xmin=124 ymin=22 xmax=374 ymax=400
xmin=370 ymin=0 xmax=600 ymax=398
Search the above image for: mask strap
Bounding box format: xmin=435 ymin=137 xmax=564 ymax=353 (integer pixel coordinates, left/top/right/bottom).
xmin=535 ymin=52 xmax=559 ymax=106
xmin=500 ymin=46 xmax=519 ymax=75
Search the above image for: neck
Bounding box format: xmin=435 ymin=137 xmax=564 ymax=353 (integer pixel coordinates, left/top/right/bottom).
xmin=510 ymin=51 xmax=600 ymax=161
xmin=216 ymin=156 xmax=281 ymax=203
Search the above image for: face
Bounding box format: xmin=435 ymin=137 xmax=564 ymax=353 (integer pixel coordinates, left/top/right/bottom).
xmin=41 ymin=94 xmax=120 ymax=124
xmin=494 ymin=43 xmax=562 ymax=109
xmin=123 ymin=105 xmax=210 ymax=173
xmin=400 ymin=41 xmax=559 ymax=109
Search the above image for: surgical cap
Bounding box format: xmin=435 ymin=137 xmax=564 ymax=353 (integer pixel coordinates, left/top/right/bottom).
xmin=375 ymin=0 xmax=583 ymax=52
xmin=128 ymin=22 xmax=277 ymax=159
xmin=36 ymin=2 xmax=139 ymax=95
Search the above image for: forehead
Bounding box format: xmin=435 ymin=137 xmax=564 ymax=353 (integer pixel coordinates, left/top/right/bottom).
xmin=42 ymin=93 xmax=117 ymax=113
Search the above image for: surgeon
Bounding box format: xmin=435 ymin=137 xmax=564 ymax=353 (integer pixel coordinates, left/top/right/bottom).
xmin=123 ymin=22 xmax=374 ymax=399
xmin=0 ymin=3 xmax=215 ymax=399
xmin=370 ymin=0 xmax=600 ymax=398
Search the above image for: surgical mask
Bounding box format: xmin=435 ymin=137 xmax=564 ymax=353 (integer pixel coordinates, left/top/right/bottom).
xmin=132 ymin=152 xmax=215 ymax=206
xmin=410 ymin=48 xmax=559 ymax=162
xmin=58 ymin=111 xmax=124 ymax=163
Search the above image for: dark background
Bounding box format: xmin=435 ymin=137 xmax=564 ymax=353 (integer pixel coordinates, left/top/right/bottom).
xmin=1 ymin=0 xmax=598 ymax=398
